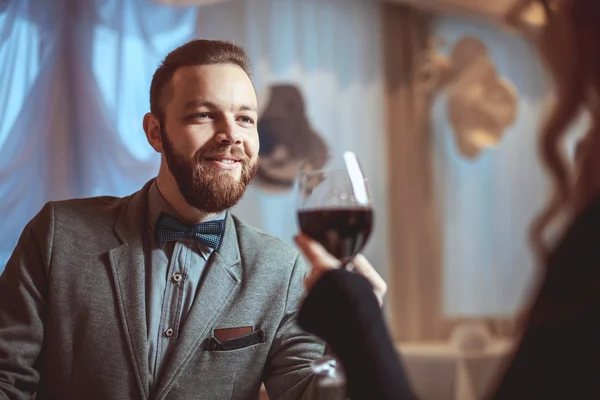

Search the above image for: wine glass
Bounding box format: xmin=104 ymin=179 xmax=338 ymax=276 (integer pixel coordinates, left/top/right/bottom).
xmin=296 ymin=151 xmax=374 ymax=387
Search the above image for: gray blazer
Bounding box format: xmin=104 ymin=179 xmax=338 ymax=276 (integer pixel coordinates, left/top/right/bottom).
xmin=0 ymin=182 xmax=340 ymax=400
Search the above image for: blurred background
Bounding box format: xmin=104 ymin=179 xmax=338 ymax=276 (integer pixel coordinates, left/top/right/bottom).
xmin=0 ymin=0 xmax=584 ymax=398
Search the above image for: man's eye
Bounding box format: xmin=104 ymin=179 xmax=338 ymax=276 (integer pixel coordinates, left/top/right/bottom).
xmin=239 ymin=116 xmax=254 ymax=124
xmin=186 ymin=112 xmax=211 ymax=120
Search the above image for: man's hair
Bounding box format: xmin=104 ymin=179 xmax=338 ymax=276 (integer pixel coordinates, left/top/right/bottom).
xmin=150 ymin=39 xmax=251 ymax=125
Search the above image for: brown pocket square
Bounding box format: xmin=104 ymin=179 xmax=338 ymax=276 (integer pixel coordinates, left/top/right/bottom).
xmin=206 ymin=328 xmax=265 ymax=351
xmin=214 ymin=326 xmax=253 ymax=342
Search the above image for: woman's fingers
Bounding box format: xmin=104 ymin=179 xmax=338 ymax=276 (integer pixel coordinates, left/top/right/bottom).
xmin=295 ymin=234 xmax=340 ymax=292
xmin=295 ymin=234 xmax=340 ymax=269
xmin=295 ymin=235 xmax=387 ymax=307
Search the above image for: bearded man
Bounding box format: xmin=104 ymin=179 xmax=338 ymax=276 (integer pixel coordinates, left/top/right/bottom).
xmin=0 ymin=40 xmax=385 ymax=400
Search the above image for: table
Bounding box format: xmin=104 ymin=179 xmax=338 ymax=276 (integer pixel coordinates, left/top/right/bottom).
xmin=396 ymin=340 xmax=514 ymax=400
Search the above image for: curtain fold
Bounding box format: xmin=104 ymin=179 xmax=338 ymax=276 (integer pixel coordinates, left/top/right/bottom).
xmin=68 ymin=0 xmax=199 ymax=197
xmin=0 ymin=0 xmax=70 ymax=266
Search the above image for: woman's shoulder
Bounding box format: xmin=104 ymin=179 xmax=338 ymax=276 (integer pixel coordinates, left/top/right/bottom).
xmin=530 ymin=197 xmax=600 ymax=325
xmin=552 ymin=197 xmax=600 ymax=263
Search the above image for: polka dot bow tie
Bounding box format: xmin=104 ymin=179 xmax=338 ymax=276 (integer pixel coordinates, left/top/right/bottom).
xmin=155 ymin=212 xmax=225 ymax=249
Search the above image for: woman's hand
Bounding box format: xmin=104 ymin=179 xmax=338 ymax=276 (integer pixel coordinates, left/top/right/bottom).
xmin=294 ymin=234 xmax=387 ymax=307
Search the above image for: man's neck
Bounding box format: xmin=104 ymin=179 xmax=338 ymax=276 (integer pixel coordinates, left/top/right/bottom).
xmin=155 ymin=170 xmax=217 ymax=224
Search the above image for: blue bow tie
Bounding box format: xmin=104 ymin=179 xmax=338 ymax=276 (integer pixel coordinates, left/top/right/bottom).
xmin=155 ymin=212 xmax=225 ymax=249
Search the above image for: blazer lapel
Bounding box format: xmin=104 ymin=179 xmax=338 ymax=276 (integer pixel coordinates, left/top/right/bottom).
xmin=152 ymin=212 xmax=242 ymax=400
xmin=108 ymin=181 xmax=154 ymax=400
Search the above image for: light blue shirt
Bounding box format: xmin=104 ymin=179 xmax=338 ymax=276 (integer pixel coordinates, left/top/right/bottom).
xmin=145 ymin=181 xmax=225 ymax=387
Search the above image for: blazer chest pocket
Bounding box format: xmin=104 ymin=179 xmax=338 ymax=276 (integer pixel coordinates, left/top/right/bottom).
xmin=206 ymin=328 xmax=266 ymax=351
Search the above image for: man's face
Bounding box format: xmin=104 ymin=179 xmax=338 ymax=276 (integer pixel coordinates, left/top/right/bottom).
xmin=160 ymin=64 xmax=259 ymax=213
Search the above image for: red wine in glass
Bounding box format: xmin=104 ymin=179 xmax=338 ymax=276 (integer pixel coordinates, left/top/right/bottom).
xmin=298 ymin=207 xmax=373 ymax=266
xmin=296 ymin=151 xmax=374 ymax=388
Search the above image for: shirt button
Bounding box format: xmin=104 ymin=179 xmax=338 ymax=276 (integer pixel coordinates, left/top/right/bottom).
xmin=172 ymin=273 xmax=182 ymax=283
xmin=165 ymin=328 xmax=174 ymax=337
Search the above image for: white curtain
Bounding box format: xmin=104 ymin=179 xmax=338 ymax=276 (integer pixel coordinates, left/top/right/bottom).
xmin=0 ymin=0 xmax=71 ymax=266
xmin=434 ymin=16 xmax=588 ymax=317
xmin=0 ymin=0 xmax=389 ymax=280
xmin=69 ymin=0 xmax=198 ymax=197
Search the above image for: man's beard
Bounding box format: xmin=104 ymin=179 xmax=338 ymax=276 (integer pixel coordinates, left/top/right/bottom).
xmin=161 ymin=131 xmax=258 ymax=214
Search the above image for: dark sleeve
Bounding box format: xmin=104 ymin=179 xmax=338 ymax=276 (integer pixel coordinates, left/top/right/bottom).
xmin=298 ymin=269 xmax=415 ymax=400
xmin=492 ymin=200 xmax=600 ymax=399
xmin=0 ymin=203 xmax=53 ymax=400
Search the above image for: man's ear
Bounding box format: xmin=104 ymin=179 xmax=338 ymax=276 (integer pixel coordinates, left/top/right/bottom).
xmin=143 ymin=112 xmax=163 ymax=153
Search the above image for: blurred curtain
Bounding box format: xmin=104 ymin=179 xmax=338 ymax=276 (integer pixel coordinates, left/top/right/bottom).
xmin=0 ymin=0 xmax=72 ymax=266
xmin=0 ymin=0 xmax=389 ymax=280
xmin=433 ymin=16 xmax=553 ymax=320
xmin=433 ymin=15 xmax=590 ymax=336
xmin=382 ymin=4 xmax=444 ymax=341
xmin=0 ymin=0 xmax=200 ymax=268
xmin=68 ymin=0 xmax=198 ymax=197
